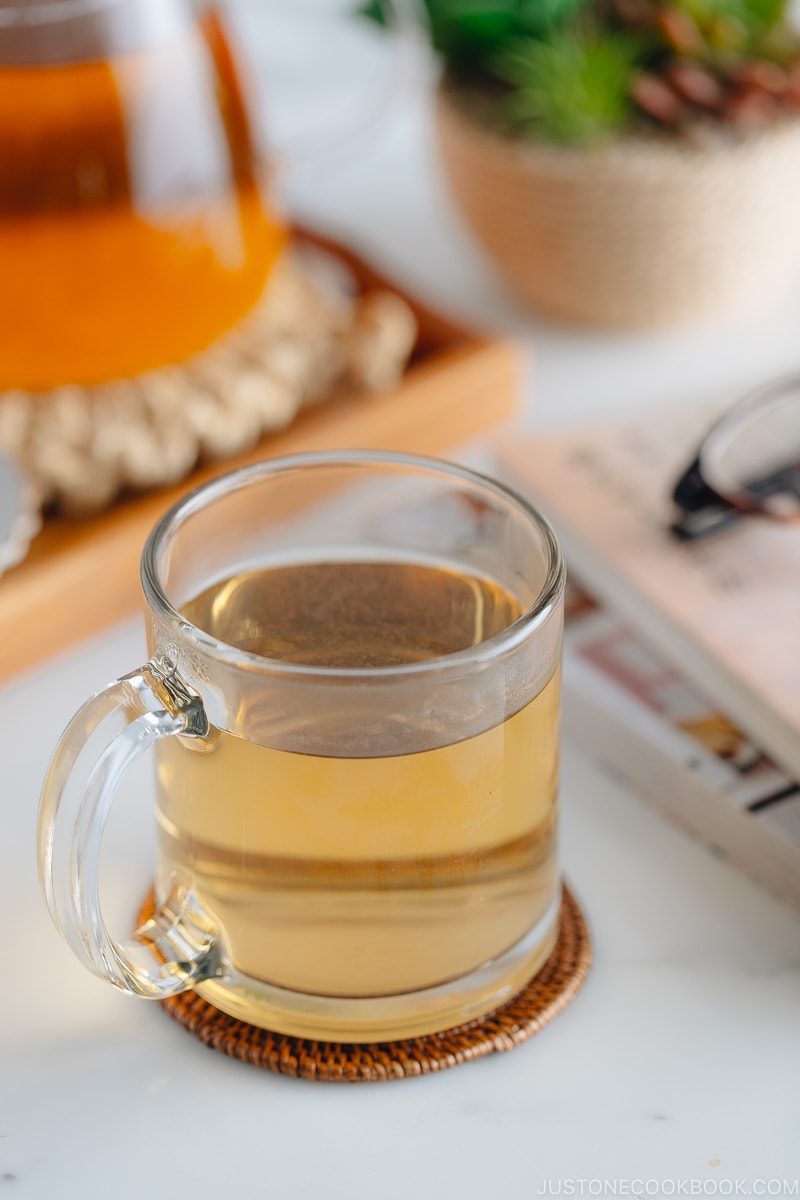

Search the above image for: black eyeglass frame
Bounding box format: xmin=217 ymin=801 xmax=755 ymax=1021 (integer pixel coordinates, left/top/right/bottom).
xmin=671 ymin=376 xmax=800 ymax=541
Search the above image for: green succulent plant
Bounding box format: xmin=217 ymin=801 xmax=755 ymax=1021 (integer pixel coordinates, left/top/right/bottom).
xmin=416 ymin=0 xmax=590 ymax=66
xmin=361 ymin=0 xmax=800 ymax=144
xmin=495 ymin=27 xmax=641 ymax=143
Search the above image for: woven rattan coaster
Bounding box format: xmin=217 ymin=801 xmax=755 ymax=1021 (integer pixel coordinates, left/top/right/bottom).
xmin=141 ymin=885 xmax=591 ymax=1082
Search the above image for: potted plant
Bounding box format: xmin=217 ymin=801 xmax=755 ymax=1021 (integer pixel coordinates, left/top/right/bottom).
xmin=369 ymin=0 xmax=800 ymax=328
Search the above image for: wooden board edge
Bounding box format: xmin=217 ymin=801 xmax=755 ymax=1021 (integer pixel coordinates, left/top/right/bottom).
xmin=0 ymin=339 xmax=521 ymax=682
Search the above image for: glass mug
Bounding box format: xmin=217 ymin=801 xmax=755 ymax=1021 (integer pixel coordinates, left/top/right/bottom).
xmin=38 ymin=452 xmax=565 ymax=1042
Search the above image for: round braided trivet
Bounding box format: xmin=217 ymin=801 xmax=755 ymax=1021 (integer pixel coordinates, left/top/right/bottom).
xmin=141 ymin=884 xmax=591 ymax=1082
xmin=0 ymin=250 xmax=417 ymax=517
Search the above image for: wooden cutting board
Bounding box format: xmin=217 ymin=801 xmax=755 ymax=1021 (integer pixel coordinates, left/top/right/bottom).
xmin=0 ymin=238 xmax=520 ymax=682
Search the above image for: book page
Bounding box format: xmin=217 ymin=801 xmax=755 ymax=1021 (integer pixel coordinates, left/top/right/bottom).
xmin=563 ymin=590 xmax=800 ymax=903
xmin=501 ymin=403 xmax=800 ymax=745
xmin=566 ymin=594 xmax=798 ymax=811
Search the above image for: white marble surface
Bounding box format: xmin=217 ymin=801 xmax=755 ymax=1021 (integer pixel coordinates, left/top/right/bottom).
xmin=2 ymin=4 xmax=800 ymax=1195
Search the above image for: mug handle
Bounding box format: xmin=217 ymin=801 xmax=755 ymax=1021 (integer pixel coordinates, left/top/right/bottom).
xmin=37 ymin=655 xmax=219 ymax=1000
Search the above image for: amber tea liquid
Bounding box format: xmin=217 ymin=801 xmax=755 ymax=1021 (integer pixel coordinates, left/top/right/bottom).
xmin=0 ymin=11 xmax=285 ymax=390
xmin=154 ymin=561 xmax=560 ymax=1037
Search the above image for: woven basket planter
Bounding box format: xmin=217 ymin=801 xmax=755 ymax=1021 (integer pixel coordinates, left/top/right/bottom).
xmin=435 ymin=85 xmax=800 ymax=329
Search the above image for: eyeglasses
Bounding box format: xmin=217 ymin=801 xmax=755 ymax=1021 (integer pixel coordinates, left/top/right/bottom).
xmin=671 ymin=376 xmax=800 ymax=541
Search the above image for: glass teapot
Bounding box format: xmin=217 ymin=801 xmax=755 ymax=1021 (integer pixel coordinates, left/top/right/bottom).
xmin=0 ymin=0 xmax=406 ymax=393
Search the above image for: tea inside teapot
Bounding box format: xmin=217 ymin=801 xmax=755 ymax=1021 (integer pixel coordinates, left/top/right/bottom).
xmin=0 ymin=0 xmax=286 ymax=391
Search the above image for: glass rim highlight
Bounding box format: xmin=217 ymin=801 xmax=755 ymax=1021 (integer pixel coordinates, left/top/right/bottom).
xmin=141 ymin=449 xmax=565 ymax=682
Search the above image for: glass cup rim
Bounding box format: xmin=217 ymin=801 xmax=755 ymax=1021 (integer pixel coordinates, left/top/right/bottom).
xmin=141 ymin=450 xmax=566 ymax=681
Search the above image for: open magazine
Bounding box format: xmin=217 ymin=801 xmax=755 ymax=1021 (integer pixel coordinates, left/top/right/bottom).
xmin=564 ymin=585 xmax=800 ymax=908
xmin=499 ymin=403 xmax=800 ymax=782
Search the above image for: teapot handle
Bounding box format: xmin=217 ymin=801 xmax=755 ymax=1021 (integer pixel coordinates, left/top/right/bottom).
xmin=228 ymin=0 xmax=426 ymax=189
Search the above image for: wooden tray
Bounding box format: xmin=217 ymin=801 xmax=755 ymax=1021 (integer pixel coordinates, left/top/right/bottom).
xmin=0 ymin=235 xmax=519 ymax=682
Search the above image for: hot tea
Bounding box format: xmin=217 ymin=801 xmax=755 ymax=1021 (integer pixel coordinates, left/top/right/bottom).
xmin=155 ymin=561 xmax=560 ymax=1022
